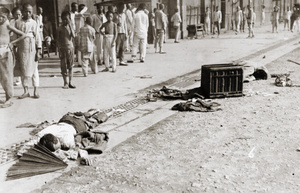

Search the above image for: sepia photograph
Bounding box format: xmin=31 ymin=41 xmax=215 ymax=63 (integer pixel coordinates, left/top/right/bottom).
xmin=0 ymin=0 xmax=300 ymax=192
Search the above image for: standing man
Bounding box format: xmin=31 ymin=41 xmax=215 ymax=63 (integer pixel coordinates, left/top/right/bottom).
xmin=92 ymin=4 xmax=107 ymax=65
xmin=115 ymin=3 xmax=128 ymax=66
xmin=247 ymin=5 xmax=254 ymax=38
xmin=171 ymin=8 xmax=181 ymax=43
xmin=284 ymin=6 xmax=292 ymax=31
xmin=125 ymin=4 xmax=134 ymax=52
xmin=151 ymin=8 xmax=157 ymax=46
xmin=155 ymin=4 xmax=167 ymax=54
xmin=204 ymin=7 xmax=211 ymax=36
xmin=128 ymin=3 xmax=149 ymax=63
xmin=78 ymin=16 xmax=96 ymax=76
xmin=15 ymin=3 xmax=41 ymax=99
xmin=271 ymin=6 xmax=279 ymax=33
xmin=36 ymin=7 xmax=43 ymax=46
xmin=213 ymin=6 xmax=222 ymax=37
xmin=235 ymin=6 xmax=243 ymax=34
xmin=70 ymin=2 xmax=81 ymax=66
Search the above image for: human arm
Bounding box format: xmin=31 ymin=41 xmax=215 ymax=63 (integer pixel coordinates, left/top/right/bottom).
xmin=99 ymin=24 xmax=106 ymax=37
xmin=112 ymin=23 xmax=117 ymax=47
xmin=7 ymin=24 xmax=27 ymax=45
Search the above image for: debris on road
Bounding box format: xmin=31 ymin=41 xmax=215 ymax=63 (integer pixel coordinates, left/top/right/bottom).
xmin=171 ymin=98 xmax=221 ymax=112
xmin=287 ymin=59 xmax=300 ymax=65
xmin=7 ymin=143 xmax=68 ymax=180
xmin=135 ymin=75 xmax=153 ymax=79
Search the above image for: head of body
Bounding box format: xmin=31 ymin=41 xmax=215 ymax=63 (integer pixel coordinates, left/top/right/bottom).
xmin=215 ymin=6 xmax=219 ymax=11
xmin=22 ymin=3 xmax=33 ymax=20
xmin=117 ymin=3 xmax=125 ymax=14
xmin=43 ymin=15 xmax=49 ymax=23
xmin=153 ymin=8 xmax=157 ymax=13
xmin=97 ymin=5 xmax=104 ymax=14
xmin=206 ymin=7 xmax=209 ymax=12
xmin=174 ymin=8 xmax=179 ymax=13
xmin=287 ymin=6 xmax=290 ymax=11
xmin=71 ymin=2 xmax=78 ymax=13
xmin=85 ymin=16 xmax=92 ymax=26
xmin=61 ymin=11 xmax=71 ymax=26
xmin=108 ymin=5 xmax=114 ymax=13
xmin=39 ymin=133 xmax=61 ymax=152
xmin=0 ymin=6 xmax=9 ymax=25
xmin=126 ymin=4 xmax=132 ymax=10
xmin=247 ymin=5 xmax=251 ymax=11
xmin=79 ymin=4 xmax=85 ymax=13
xmin=136 ymin=3 xmax=146 ymax=13
xmin=159 ymin=4 xmax=164 ymax=11
xmin=237 ymin=6 xmax=240 ymax=11
xmin=37 ymin=6 xmax=43 ymax=15
xmin=12 ymin=7 xmax=22 ymax=20
xmin=106 ymin=11 xmax=113 ymax=22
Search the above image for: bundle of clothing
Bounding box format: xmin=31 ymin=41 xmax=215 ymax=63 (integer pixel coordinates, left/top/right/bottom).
xmin=172 ymin=98 xmax=221 ymax=112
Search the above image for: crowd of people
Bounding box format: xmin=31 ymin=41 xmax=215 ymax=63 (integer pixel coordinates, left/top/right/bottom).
xmin=0 ymin=2 xmax=179 ymax=109
xmin=1 ymin=2 xmax=299 ymax=109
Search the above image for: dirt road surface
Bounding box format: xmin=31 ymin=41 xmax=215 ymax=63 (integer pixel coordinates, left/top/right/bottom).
xmin=30 ymin=48 xmax=300 ymax=193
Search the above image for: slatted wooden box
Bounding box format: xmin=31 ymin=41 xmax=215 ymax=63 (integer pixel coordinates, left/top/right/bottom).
xmin=201 ymin=64 xmax=243 ymax=98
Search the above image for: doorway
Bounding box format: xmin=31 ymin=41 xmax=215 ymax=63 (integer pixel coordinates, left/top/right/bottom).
xmin=221 ymin=0 xmax=226 ymax=28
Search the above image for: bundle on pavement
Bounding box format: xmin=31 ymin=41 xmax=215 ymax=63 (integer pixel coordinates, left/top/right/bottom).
xmin=148 ymin=86 xmax=204 ymax=101
xmin=233 ymin=60 xmax=269 ymax=82
xmin=172 ymin=98 xmax=221 ymax=112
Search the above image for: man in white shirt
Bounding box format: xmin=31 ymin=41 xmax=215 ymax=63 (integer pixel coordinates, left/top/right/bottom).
xmin=171 ymin=8 xmax=181 ymax=43
xmin=92 ymin=4 xmax=107 ymax=65
xmin=116 ymin=3 xmax=128 ymax=66
xmin=213 ymin=6 xmax=222 ymax=36
xmin=125 ymin=4 xmax=134 ymax=51
xmin=128 ymin=3 xmax=149 ymax=63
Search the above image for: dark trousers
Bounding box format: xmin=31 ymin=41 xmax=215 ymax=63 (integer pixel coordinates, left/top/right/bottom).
xmin=116 ymin=33 xmax=126 ymax=62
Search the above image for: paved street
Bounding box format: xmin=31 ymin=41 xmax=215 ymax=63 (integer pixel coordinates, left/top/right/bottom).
xmin=1 ymin=24 xmax=300 ymax=192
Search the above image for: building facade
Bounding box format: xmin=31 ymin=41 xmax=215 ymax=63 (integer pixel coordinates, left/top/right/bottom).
xmin=1 ymin=0 xmax=300 ymax=40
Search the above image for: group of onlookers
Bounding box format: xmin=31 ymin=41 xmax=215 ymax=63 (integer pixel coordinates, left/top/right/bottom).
xmin=0 ymin=2 xmax=182 ymax=108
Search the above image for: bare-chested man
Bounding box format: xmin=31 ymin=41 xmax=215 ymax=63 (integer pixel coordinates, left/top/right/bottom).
xmin=99 ymin=11 xmax=117 ymax=73
xmin=0 ymin=6 xmax=26 ymax=107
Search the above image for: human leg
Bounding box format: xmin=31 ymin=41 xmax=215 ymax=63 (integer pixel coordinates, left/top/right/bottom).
xmin=32 ymin=63 xmax=40 ymax=98
xmin=103 ymin=37 xmax=110 ymax=71
xmin=139 ymin=35 xmax=147 ymax=62
xmin=130 ymin=34 xmax=139 ymax=61
xmin=81 ymin=52 xmax=90 ymax=77
xmin=0 ymin=49 xmax=14 ymax=104
xmin=118 ymin=34 xmax=126 ymax=64
xmin=67 ymin=48 xmax=75 ymax=88
xmin=60 ymin=49 xmax=69 ymax=88
xmin=158 ymin=30 xmax=165 ymax=53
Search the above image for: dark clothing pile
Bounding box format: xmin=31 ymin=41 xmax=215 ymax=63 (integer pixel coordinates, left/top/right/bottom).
xmin=59 ymin=111 xmax=109 ymax=133
xmin=171 ymin=99 xmax=221 ymax=112
xmin=149 ymin=86 xmax=204 ymax=100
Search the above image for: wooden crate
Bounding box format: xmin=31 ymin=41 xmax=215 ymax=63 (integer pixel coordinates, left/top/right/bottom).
xmin=201 ymin=64 xmax=243 ymax=98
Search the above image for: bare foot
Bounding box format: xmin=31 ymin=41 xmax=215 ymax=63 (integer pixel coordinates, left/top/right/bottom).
xmin=0 ymin=100 xmax=13 ymax=108
xmin=18 ymin=93 xmax=30 ymax=99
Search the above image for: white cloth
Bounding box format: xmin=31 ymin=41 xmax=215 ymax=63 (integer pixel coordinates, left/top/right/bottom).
xmin=171 ymin=12 xmax=181 ymax=27
xmin=214 ymin=10 xmax=222 ymax=23
xmin=133 ymin=10 xmax=149 ymax=37
xmin=38 ymin=123 xmax=77 ymax=149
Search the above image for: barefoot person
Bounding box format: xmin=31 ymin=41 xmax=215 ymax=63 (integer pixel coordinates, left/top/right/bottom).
xmin=0 ymin=6 xmax=26 ymax=107
xmin=57 ymin=11 xmax=76 ymax=89
xmin=15 ymin=3 xmax=41 ymax=99
xmin=99 ymin=11 xmax=117 ymax=73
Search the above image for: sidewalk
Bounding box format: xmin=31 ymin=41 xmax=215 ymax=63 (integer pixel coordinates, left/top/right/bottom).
xmin=0 ymin=24 xmax=298 ymax=148
xmin=1 ymin=23 xmax=300 ymax=192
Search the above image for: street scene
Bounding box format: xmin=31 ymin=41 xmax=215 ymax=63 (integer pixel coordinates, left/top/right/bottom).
xmin=1 ymin=0 xmax=300 ymax=192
